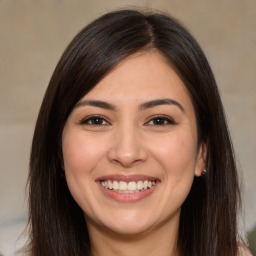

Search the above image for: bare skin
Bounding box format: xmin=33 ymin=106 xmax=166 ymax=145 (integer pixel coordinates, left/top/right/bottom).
xmin=62 ymin=50 xmax=206 ymax=256
xmin=88 ymin=213 xmax=180 ymax=256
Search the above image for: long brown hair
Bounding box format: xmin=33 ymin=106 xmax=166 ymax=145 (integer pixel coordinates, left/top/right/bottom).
xmin=27 ymin=9 xmax=242 ymax=255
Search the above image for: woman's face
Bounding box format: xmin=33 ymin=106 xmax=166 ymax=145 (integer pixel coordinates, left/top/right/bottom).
xmin=62 ymin=51 xmax=206 ymax=236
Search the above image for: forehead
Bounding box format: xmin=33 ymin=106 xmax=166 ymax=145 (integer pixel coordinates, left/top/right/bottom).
xmin=79 ymin=50 xmax=193 ymax=111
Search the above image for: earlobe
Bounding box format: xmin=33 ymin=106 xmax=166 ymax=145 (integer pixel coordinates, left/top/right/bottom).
xmin=195 ymin=141 xmax=207 ymax=177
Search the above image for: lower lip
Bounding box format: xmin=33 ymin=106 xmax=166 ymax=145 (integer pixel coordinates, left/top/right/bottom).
xmin=97 ymin=183 xmax=158 ymax=202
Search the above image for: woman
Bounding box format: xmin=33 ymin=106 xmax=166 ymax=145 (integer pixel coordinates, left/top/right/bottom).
xmin=26 ymin=9 xmax=251 ymax=256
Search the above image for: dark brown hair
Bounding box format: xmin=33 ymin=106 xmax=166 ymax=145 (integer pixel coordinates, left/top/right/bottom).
xmin=27 ymin=9 xmax=242 ymax=256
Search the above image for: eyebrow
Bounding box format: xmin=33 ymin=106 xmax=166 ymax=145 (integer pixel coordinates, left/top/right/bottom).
xmin=75 ymin=98 xmax=184 ymax=112
xmin=139 ymin=98 xmax=185 ymax=112
xmin=75 ymin=100 xmax=116 ymax=110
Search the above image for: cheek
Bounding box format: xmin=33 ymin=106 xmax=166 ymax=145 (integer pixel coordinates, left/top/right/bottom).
xmin=150 ymin=131 xmax=197 ymax=194
xmin=155 ymin=133 xmax=197 ymax=212
xmin=62 ymin=132 xmax=105 ymax=200
xmin=62 ymin=132 xmax=107 ymax=213
xmin=62 ymin=133 xmax=105 ymax=175
xmin=152 ymin=132 xmax=197 ymax=170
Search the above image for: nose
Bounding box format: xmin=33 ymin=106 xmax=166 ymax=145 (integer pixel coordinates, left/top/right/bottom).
xmin=107 ymin=126 xmax=148 ymax=168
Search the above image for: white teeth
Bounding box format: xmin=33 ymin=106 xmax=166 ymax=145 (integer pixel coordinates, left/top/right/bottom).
xmin=137 ymin=181 xmax=144 ymax=190
xmin=127 ymin=181 xmax=136 ymax=190
xmin=101 ymin=179 xmax=157 ymax=193
xmin=119 ymin=181 xmax=128 ymax=190
xmin=113 ymin=180 xmax=119 ymax=190
xmin=108 ymin=180 xmax=113 ymax=190
xmin=143 ymin=180 xmax=148 ymax=189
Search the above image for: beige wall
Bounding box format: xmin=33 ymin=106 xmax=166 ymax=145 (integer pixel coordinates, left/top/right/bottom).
xmin=0 ymin=0 xmax=255 ymax=255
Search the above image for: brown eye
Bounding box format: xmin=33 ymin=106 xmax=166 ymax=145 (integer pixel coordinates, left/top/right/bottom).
xmin=146 ymin=116 xmax=175 ymax=126
xmin=81 ymin=116 xmax=110 ymax=126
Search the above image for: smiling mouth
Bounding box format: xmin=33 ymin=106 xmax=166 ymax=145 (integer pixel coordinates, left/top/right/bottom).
xmin=100 ymin=180 xmax=157 ymax=193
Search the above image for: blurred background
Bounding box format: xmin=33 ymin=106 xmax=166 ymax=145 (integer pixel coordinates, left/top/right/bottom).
xmin=0 ymin=0 xmax=255 ymax=255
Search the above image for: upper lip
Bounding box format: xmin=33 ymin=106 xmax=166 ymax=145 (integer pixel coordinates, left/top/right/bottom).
xmin=96 ymin=174 xmax=160 ymax=183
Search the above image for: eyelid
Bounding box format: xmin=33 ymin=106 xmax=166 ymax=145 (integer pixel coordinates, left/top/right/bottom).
xmin=78 ymin=114 xmax=176 ymax=126
xmin=144 ymin=115 xmax=176 ymax=126
xmin=79 ymin=115 xmax=111 ymax=125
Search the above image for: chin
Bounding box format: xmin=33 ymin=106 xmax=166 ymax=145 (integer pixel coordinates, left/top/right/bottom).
xmin=92 ymin=211 xmax=160 ymax=237
xmin=105 ymin=222 xmax=155 ymax=237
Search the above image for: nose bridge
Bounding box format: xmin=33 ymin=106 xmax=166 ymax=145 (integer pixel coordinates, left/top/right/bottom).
xmin=107 ymin=121 xmax=147 ymax=167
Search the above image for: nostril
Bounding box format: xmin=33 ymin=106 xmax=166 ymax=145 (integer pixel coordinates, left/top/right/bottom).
xmin=108 ymin=146 xmax=148 ymax=167
xmin=106 ymin=132 xmax=148 ymax=166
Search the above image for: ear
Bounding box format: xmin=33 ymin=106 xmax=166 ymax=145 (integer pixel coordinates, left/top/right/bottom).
xmin=194 ymin=141 xmax=207 ymax=177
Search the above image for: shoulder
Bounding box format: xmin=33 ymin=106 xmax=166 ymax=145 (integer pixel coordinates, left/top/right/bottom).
xmin=238 ymin=246 xmax=253 ymax=256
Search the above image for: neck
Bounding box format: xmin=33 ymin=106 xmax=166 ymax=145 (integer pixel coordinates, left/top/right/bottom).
xmin=87 ymin=216 xmax=181 ymax=256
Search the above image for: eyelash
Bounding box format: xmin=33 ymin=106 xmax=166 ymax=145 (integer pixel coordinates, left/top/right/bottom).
xmin=80 ymin=115 xmax=110 ymax=126
xmin=80 ymin=115 xmax=175 ymax=126
xmin=145 ymin=115 xmax=176 ymax=126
